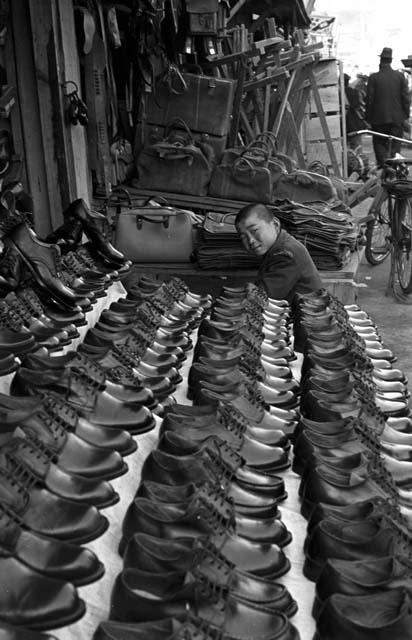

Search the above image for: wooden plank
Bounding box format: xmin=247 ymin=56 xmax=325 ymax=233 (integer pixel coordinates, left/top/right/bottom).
xmin=28 ymin=0 xmax=65 ymax=232
xmin=306 ymin=114 xmax=341 ymax=140
xmin=309 ymin=85 xmax=339 ymax=114
xmin=311 ymin=58 xmax=338 ymax=86
xmin=56 ymin=0 xmax=91 ymax=205
xmin=11 ymin=0 xmax=52 ymax=236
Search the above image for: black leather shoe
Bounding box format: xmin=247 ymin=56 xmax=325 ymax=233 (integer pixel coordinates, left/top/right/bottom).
xmin=122 ymin=532 xmax=297 ymax=616
xmin=119 ymin=497 xmax=290 ymax=579
xmin=94 ymin=616 xmax=237 ymax=640
xmin=0 ymin=558 xmax=85 ymax=630
xmin=64 ymin=199 xmax=127 ymax=267
xmin=10 ymin=367 xmax=156 ymax=436
xmin=315 ymin=589 xmax=412 ymax=640
xmin=0 ymin=623 xmax=58 ymax=639
xmin=158 ymin=430 xmax=291 ymax=474
xmin=6 ymin=223 xmax=91 ymax=310
xmin=143 ymin=443 xmax=288 ymax=497
xmin=0 ymin=504 xmax=104 ymax=586
xmin=140 ymin=449 xmax=285 ymax=520
xmin=109 ymin=566 xmax=298 ymax=640
xmin=0 ymin=390 xmax=137 ymax=457
xmin=3 ymin=396 xmax=128 ymax=481
xmin=0 ymin=437 xmax=118 ymax=508
xmin=133 ymin=479 xmax=292 ymax=547
xmin=0 ymin=466 xmax=108 ymax=545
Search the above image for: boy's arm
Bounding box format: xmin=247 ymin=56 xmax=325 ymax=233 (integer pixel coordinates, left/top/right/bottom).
xmin=257 ymin=250 xmax=300 ymax=300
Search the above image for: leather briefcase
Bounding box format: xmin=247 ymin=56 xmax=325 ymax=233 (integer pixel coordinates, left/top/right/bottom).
xmin=113 ymin=199 xmax=197 ymax=262
xmin=136 ymin=119 xmax=215 ymax=196
xmin=146 ymin=73 xmax=235 ymax=136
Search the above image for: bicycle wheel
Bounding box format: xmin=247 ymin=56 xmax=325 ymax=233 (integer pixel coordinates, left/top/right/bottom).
xmin=365 ymin=190 xmax=391 ymax=265
xmin=394 ymin=197 xmax=412 ymax=293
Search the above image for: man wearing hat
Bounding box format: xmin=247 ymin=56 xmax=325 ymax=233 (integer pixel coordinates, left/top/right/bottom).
xmin=365 ymin=47 xmax=410 ymax=167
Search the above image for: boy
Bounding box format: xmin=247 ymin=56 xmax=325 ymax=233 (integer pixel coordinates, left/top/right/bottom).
xmin=235 ymin=203 xmax=322 ymax=303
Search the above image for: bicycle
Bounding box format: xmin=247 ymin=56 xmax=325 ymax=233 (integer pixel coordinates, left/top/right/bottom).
xmin=348 ymin=130 xmax=412 ymax=302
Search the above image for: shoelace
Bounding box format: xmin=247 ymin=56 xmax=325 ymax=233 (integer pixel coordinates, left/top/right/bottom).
xmin=0 ymin=300 xmax=24 ymax=331
xmin=177 ymin=616 xmax=223 ymax=640
xmin=6 ymin=294 xmax=33 ymax=326
xmin=17 ymin=288 xmax=45 ymax=317
xmin=41 ymin=393 xmax=80 ymax=430
xmin=112 ymin=343 xmax=141 ymax=369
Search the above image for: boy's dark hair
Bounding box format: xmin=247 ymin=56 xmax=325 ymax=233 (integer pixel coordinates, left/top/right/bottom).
xmin=235 ymin=203 xmax=275 ymax=227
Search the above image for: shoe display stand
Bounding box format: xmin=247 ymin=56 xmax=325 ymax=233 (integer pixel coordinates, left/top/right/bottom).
xmin=48 ymin=332 xmax=317 ymax=640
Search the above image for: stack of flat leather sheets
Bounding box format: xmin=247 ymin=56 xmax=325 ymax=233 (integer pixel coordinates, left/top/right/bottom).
xmin=272 ymin=200 xmax=358 ymax=270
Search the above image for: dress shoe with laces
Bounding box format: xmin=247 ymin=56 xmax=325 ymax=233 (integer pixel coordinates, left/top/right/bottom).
xmin=140 ymin=448 xmax=286 ymax=520
xmin=94 ymin=616 xmax=235 ymax=640
xmin=147 ymin=440 xmax=288 ymax=496
xmin=119 ymin=496 xmax=290 ymax=579
xmin=132 ymin=479 xmax=292 ymax=547
xmin=0 ymin=436 xmax=118 ymax=508
xmin=6 ymin=223 xmax=92 ymax=310
xmin=21 ymin=350 xmax=157 ymax=409
xmin=0 ymin=503 xmax=103 ymax=586
xmin=122 ymin=532 xmax=297 ymax=617
xmin=10 ymin=367 xmax=156 ymax=436
xmin=109 ymin=567 xmax=299 ymax=640
xmin=2 ymin=398 xmax=128 ymax=480
xmin=0 ymin=390 xmax=136 ymax=457
xmin=160 ymin=411 xmax=290 ymax=459
xmin=158 ymin=430 xmax=291 ymax=474
xmin=0 ymin=465 xmax=108 ymax=545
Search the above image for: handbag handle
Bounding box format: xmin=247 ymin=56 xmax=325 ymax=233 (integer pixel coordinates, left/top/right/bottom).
xmin=136 ymin=212 xmax=176 ymax=230
xmin=164 ymin=117 xmax=194 ymax=143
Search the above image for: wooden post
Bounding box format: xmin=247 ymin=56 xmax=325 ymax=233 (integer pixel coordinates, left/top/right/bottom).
xmin=339 ymin=59 xmax=348 ymax=178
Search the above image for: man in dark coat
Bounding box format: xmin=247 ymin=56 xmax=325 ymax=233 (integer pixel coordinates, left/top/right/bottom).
xmin=366 ymin=47 xmax=411 ymax=167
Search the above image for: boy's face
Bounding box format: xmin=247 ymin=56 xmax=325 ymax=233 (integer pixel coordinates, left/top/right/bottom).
xmin=237 ymin=211 xmax=279 ymax=256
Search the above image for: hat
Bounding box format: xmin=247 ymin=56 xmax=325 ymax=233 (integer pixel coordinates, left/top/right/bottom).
xmin=402 ymin=54 xmax=412 ymax=67
xmin=379 ymin=47 xmax=392 ymax=60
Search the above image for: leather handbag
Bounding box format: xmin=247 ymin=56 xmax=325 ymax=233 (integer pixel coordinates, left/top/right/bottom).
xmin=136 ymin=119 xmax=215 ymax=196
xmin=209 ymin=134 xmax=286 ymax=202
xmin=146 ymin=73 xmax=235 ymax=136
xmin=113 ymin=198 xmax=198 ymax=262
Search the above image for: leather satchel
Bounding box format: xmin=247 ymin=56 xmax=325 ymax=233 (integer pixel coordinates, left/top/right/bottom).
xmin=136 ymin=119 xmax=215 ymax=196
xmin=209 ymin=135 xmax=286 ymax=202
xmin=113 ymin=198 xmax=198 ymax=262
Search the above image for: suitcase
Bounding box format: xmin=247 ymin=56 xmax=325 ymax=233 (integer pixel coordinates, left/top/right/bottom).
xmin=146 ymin=73 xmax=235 ymax=137
xmin=135 ymin=123 xmax=228 ymax=163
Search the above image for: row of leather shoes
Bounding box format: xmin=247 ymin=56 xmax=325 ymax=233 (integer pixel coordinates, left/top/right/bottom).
xmin=0 ymin=274 xmax=212 ymax=632
xmin=95 ymin=284 xmax=301 ymax=640
xmin=293 ymin=290 xmax=412 ymax=640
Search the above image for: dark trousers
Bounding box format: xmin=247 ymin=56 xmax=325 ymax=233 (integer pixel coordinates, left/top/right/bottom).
xmin=371 ymin=122 xmax=404 ymax=168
